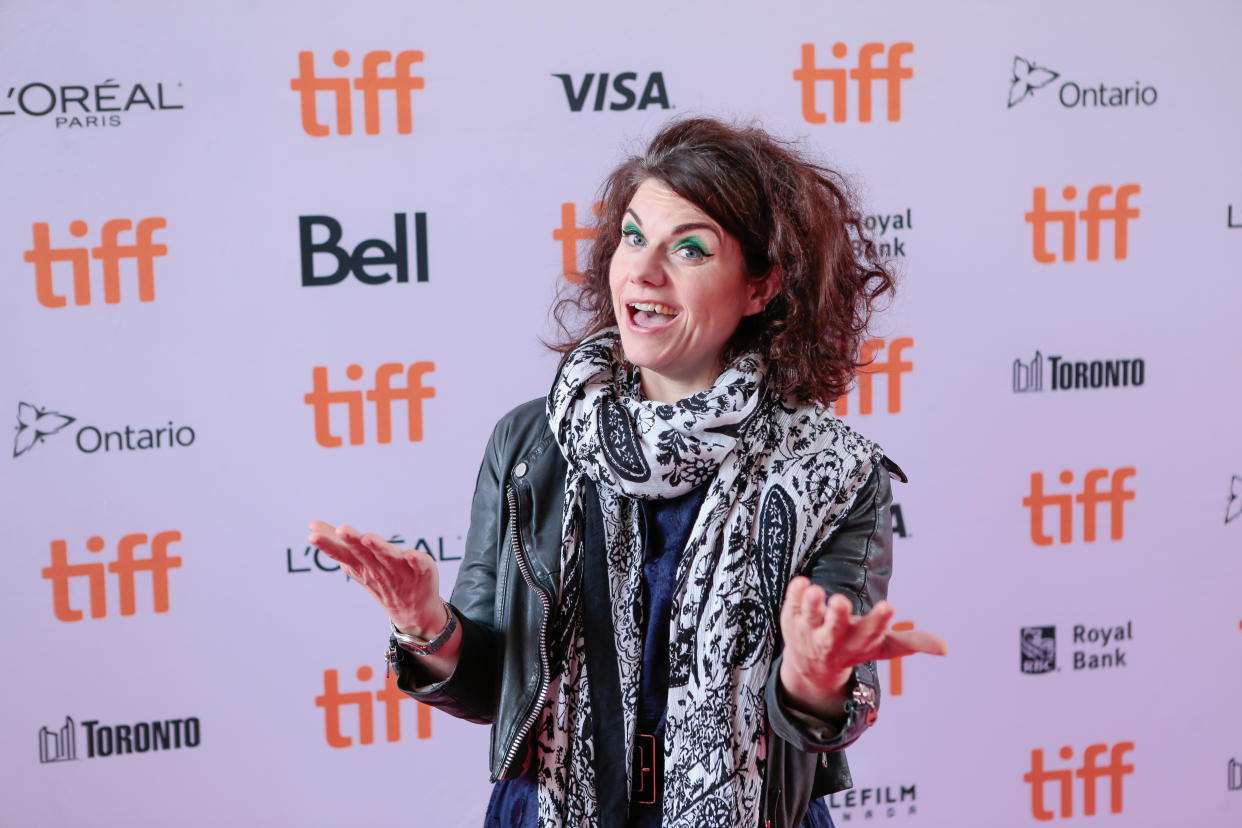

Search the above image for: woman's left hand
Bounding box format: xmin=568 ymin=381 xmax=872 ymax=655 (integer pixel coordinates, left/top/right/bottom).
xmin=777 ymin=575 xmax=948 ymax=720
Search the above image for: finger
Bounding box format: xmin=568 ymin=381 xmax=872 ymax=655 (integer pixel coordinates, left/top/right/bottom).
xmin=799 ymin=583 xmax=829 ymax=629
xmin=819 ymin=593 xmax=852 ymax=646
xmin=780 ymin=576 xmax=810 ymax=628
xmin=879 ymin=629 xmax=950 ymax=660
xmin=851 ymin=600 xmax=896 ymax=652
xmin=308 ymin=530 xmax=365 ymax=570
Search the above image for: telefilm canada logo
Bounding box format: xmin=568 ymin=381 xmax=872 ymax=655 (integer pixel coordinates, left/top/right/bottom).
xmin=1012 ymin=351 xmax=1145 ymax=393
xmin=1 ymin=79 xmax=183 ymax=129
xmin=828 ymin=781 xmax=918 ymax=821
xmin=1007 ymin=56 xmax=1157 ymax=110
xmin=1229 ymin=758 xmax=1241 ymax=791
xmin=13 ymin=402 xmax=196 ymax=458
xmin=38 ymin=714 xmax=201 ymax=763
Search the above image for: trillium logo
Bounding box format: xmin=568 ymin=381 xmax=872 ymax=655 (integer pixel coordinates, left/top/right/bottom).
xmin=1008 ymin=56 xmax=1060 ymax=108
xmin=1227 ymin=475 xmax=1242 ymax=525
xmin=13 ymin=402 xmax=75 ymax=457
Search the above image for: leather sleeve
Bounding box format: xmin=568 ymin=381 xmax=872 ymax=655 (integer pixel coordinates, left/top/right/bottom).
xmin=764 ymin=459 xmax=895 ymax=752
xmin=390 ymin=415 xmax=510 ymax=723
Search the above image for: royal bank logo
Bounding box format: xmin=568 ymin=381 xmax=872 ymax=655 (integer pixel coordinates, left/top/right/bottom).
xmin=855 ymin=208 xmax=913 ymax=259
xmin=13 ymin=402 xmax=196 ymax=458
xmin=1226 ymin=476 xmax=1241 ymax=525
xmin=1 ymin=79 xmax=183 ymax=129
xmin=1007 ymin=56 xmax=1157 ymax=110
xmin=1012 ymin=352 xmax=1146 ymax=393
xmin=1020 ymin=626 xmax=1056 ymax=674
xmin=38 ymin=716 xmax=77 ymax=763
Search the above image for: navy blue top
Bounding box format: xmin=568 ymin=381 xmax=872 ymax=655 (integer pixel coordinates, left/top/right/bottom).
xmin=485 ymin=488 xmax=834 ymax=828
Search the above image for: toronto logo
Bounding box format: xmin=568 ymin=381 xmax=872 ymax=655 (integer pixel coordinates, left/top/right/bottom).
xmin=13 ymin=402 xmax=75 ymax=457
xmin=1008 ymin=57 xmax=1060 ymax=108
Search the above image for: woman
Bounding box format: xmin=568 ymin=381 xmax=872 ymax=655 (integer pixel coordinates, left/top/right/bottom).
xmin=309 ymin=117 xmax=946 ymax=828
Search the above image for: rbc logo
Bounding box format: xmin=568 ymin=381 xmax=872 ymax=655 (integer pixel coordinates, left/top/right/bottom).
xmin=315 ymin=666 xmax=431 ymax=747
xmin=299 ymin=213 xmax=429 ymax=286
xmin=290 ymin=50 xmax=424 ymax=136
xmin=1025 ymin=185 xmax=1140 ymax=262
xmin=41 ymin=532 xmax=182 ymax=621
xmin=552 ymin=72 xmax=670 ymax=112
xmin=1023 ymin=468 xmax=1136 ymax=545
xmin=304 ymin=362 xmax=436 ymax=447
xmin=23 ymin=218 xmax=167 ymax=307
xmin=833 ymin=337 xmax=913 ymax=416
xmin=794 ymin=42 xmax=914 ymax=124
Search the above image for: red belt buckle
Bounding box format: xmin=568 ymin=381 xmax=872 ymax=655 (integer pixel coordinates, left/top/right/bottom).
xmin=633 ymin=733 xmax=657 ymax=805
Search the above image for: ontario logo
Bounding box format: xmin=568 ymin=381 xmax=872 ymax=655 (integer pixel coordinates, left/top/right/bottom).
xmin=12 ymin=402 xmax=195 ymax=458
xmin=1007 ymin=56 xmax=1156 ymax=110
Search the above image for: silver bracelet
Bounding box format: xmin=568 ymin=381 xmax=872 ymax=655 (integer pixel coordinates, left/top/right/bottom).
xmin=390 ymin=602 xmax=457 ymax=656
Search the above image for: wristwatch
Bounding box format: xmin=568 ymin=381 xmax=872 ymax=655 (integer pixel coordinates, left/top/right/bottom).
xmin=389 ymin=602 xmax=457 ymax=656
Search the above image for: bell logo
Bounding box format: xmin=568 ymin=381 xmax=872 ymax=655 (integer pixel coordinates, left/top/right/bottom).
xmin=41 ymin=531 xmax=182 ymax=622
xmin=1023 ymin=468 xmax=1136 ymax=546
xmin=299 ymin=213 xmax=429 ymax=286
xmin=290 ymin=50 xmax=424 ymax=136
xmin=23 ymin=218 xmax=167 ymax=307
xmin=304 ymin=362 xmax=436 ymax=448
xmin=315 ymin=666 xmax=431 ymax=747
xmin=1025 ymin=185 xmax=1141 ymax=263
xmin=1023 ymin=742 xmax=1135 ymax=820
xmin=794 ymin=42 xmax=914 ymax=124
xmin=833 ymin=337 xmax=913 ymax=416
xmin=552 ymin=201 xmax=601 ymax=283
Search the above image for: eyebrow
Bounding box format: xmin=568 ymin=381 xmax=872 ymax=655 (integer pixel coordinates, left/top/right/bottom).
xmin=624 ymin=209 xmax=719 ymax=238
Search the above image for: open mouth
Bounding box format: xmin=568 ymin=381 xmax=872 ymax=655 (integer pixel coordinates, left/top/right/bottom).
xmin=627 ymin=301 xmax=680 ymax=330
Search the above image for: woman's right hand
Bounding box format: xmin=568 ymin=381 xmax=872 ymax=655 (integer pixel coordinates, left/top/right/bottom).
xmin=307 ymin=521 xmax=448 ymax=637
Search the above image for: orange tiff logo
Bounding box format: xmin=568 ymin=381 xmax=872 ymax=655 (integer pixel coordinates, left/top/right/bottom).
xmin=41 ymin=531 xmax=182 ymax=622
xmin=553 ymin=201 xmax=602 ymax=283
xmin=1025 ymin=185 xmax=1140 ymax=263
xmin=794 ymin=42 xmax=913 ymax=124
xmin=290 ymin=50 xmax=424 ymax=136
xmin=304 ymin=362 xmax=436 ymax=448
xmin=884 ymin=620 xmax=917 ymax=696
xmin=1023 ymin=468 xmax=1136 ymax=546
xmin=834 ymin=337 xmax=912 ymax=416
xmin=315 ymin=666 xmax=431 ymax=747
xmin=1023 ymin=742 xmax=1135 ymax=820
xmin=23 ymin=219 xmax=167 ymax=307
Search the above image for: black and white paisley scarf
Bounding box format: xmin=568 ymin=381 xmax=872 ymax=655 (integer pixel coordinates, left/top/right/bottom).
xmin=541 ymin=328 xmax=881 ymax=828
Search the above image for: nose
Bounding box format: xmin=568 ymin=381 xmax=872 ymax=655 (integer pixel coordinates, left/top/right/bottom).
xmin=626 ymin=245 xmax=667 ymax=287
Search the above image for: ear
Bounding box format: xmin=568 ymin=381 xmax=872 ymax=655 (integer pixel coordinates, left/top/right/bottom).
xmin=743 ymin=267 xmax=784 ymax=316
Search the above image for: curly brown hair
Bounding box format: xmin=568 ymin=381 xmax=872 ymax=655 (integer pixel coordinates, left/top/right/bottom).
xmin=552 ymin=116 xmax=896 ymax=405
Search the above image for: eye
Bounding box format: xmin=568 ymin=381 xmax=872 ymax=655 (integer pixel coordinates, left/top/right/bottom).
xmin=621 ymin=223 xmax=646 ymax=247
xmin=673 ymin=237 xmax=713 ymax=261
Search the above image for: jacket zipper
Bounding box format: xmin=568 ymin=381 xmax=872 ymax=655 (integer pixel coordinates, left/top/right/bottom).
xmin=498 ymin=482 xmax=552 ymax=779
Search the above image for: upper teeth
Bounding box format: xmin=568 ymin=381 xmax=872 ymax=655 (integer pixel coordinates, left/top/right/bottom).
xmin=630 ymin=302 xmax=678 ymax=315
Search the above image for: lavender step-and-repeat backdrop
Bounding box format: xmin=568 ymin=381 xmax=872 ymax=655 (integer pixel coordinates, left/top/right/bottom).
xmin=3 ymin=1 xmax=1240 ymax=825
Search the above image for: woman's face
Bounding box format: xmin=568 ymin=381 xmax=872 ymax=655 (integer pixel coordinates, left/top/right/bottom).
xmin=609 ymin=179 xmax=777 ymax=402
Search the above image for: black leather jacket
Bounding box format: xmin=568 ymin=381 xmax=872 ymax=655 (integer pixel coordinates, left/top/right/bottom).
xmin=394 ymin=398 xmax=897 ymax=828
